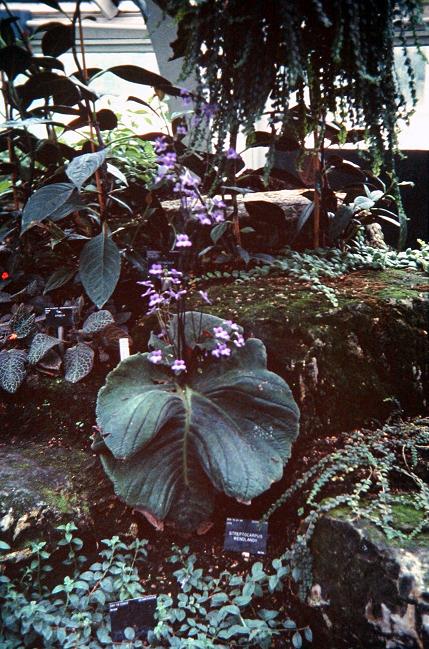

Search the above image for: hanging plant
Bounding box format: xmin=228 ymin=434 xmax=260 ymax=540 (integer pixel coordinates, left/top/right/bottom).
xmin=155 ymin=0 xmax=423 ymax=246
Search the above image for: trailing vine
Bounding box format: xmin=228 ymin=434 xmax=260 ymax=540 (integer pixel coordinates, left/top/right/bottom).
xmin=263 ymin=418 xmax=429 ymax=599
xmin=159 ymin=0 xmax=422 ymax=161
xmin=156 ymin=0 xmax=424 ymax=245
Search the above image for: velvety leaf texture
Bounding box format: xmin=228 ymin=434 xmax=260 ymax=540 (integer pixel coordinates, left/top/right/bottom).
xmin=95 ymin=328 xmax=299 ymax=531
xmin=0 ymin=349 xmax=27 ymax=393
xmin=9 ymin=304 xmax=36 ymax=338
xmin=21 ymin=182 xmax=76 ymax=233
xmin=64 ymin=343 xmax=94 ymax=383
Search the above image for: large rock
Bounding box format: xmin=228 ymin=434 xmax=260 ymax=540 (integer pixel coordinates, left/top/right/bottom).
xmin=202 ymin=268 xmax=429 ymax=441
xmin=0 ymin=443 xmax=132 ymax=562
xmin=310 ymin=507 xmax=429 ymax=648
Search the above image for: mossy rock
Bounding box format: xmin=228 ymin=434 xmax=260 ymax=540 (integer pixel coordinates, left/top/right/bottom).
xmin=192 ymin=268 xmax=429 ymax=440
xmin=0 ymin=443 xmax=133 ymax=560
xmin=311 ymin=499 xmax=429 ymax=648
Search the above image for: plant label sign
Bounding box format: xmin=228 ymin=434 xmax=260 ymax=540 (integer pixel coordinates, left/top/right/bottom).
xmin=109 ymin=594 xmax=157 ymax=642
xmin=45 ymin=306 xmax=75 ymax=327
xmin=224 ymin=518 xmax=268 ymax=556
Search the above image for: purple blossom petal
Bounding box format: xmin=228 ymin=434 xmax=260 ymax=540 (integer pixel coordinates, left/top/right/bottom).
xmin=172 ymin=358 xmax=187 ymax=373
xmin=226 ymin=147 xmax=240 ymax=159
xmin=175 ymin=233 xmax=192 ymax=248
xmin=148 ymin=349 xmax=163 ymax=364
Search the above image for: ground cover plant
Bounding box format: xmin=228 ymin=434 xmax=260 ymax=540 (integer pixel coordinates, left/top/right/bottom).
xmin=0 ymin=525 xmax=312 ymax=648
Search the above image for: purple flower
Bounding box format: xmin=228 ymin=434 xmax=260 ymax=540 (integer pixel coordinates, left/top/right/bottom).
xmin=198 ymin=290 xmax=211 ymax=304
xmin=166 ymin=288 xmax=187 ymax=301
xmin=213 ymin=326 xmax=230 ymax=341
xmin=212 ymin=209 xmax=225 ymax=223
xmin=154 ymin=136 xmax=168 ymax=153
xmin=233 ymin=333 xmax=245 ymax=347
xmin=212 ymin=343 xmax=231 ymax=358
xmin=176 ymin=125 xmax=187 ymax=135
xmin=180 ymin=89 xmax=193 ymax=106
xmin=195 ymin=210 xmax=211 ymax=225
xmin=212 ymin=197 xmax=226 ymax=209
xmin=226 ymin=147 xmax=240 ymax=159
xmin=148 ymin=349 xmax=163 ymax=364
xmin=149 ymin=264 xmax=163 ymax=276
xmin=175 ymin=233 xmax=192 ymax=248
xmin=149 ymin=293 xmax=165 ymax=308
xmin=172 ymin=358 xmax=187 ymax=373
xmin=141 ymin=287 xmax=155 ymax=298
xmin=157 ymin=151 xmax=176 ymax=168
xmin=154 ymin=166 xmax=174 ymax=183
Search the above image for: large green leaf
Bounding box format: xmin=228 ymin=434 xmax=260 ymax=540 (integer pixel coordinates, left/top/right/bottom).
xmin=28 ymin=333 xmax=60 ymax=364
xmin=79 ymin=227 xmax=121 ymax=308
xmin=21 ymin=182 xmax=76 ymax=233
xmin=95 ymin=329 xmax=299 ymax=531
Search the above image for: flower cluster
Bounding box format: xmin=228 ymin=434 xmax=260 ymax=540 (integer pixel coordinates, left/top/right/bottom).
xmin=211 ymin=321 xmax=245 ymax=358
xmin=139 ymin=265 xmax=186 ymax=314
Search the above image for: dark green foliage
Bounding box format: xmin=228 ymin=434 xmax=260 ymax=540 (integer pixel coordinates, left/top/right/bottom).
xmin=94 ymin=313 xmax=300 ymax=532
xmin=161 ymin=0 xmax=422 ymax=164
xmin=79 ymin=226 xmax=121 ymax=309
xmin=0 ymin=301 xmax=129 ymax=393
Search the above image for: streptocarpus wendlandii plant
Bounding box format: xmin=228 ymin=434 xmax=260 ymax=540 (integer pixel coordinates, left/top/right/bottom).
xmin=93 ymin=310 xmax=300 ymax=533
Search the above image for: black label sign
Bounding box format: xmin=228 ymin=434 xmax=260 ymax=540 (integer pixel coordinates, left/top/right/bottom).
xmin=45 ymin=306 xmax=75 ymax=327
xmin=109 ymin=595 xmax=157 ymax=643
xmin=224 ymin=518 xmax=268 ymax=556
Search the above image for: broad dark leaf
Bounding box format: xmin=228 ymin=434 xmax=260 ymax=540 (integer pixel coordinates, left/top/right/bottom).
xmin=44 ymin=267 xmax=76 ymax=293
xmin=107 ymin=66 xmax=183 ymax=96
xmin=0 ymin=45 xmax=32 ymax=80
xmin=79 ymin=227 xmax=121 ymax=308
xmin=21 ymin=182 xmax=76 ymax=232
xmin=16 ymin=72 xmax=81 ymax=109
xmin=328 ymin=205 xmax=354 ymax=242
xmin=42 ymin=24 xmax=74 ymax=57
xmin=0 ymin=349 xmax=27 ymax=393
xmin=97 ymin=109 xmax=117 ymax=131
xmin=28 ymin=333 xmax=60 ymax=364
xmin=210 ymin=221 xmax=229 ymax=243
xmin=82 ymin=310 xmax=114 ymax=334
xmin=9 ymin=304 xmax=36 ymax=338
xmin=95 ymin=320 xmax=299 ymax=532
xmin=292 ymin=201 xmax=314 ymax=240
xmin=30 ymin=55 xmax=64 ymax=72
xmin=66 ymin=149 xmax=106 ymax=190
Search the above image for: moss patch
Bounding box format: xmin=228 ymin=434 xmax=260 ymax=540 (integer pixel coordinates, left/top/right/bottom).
xmin=327 ymin=495 xmax=429 ymax=549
